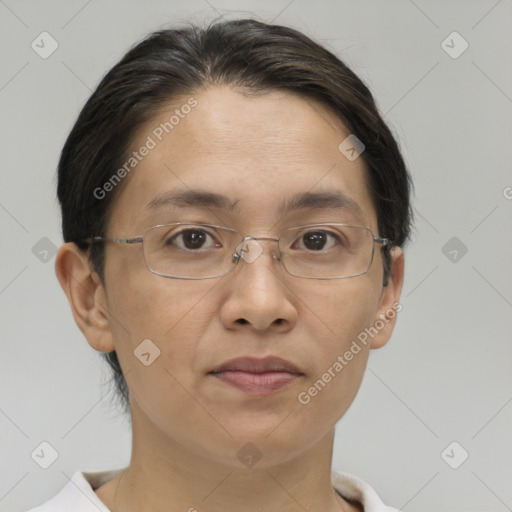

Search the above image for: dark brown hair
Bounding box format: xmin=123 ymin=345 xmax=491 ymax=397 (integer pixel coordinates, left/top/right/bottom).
xmin=57 ymin=18 xmax=414 ymax=416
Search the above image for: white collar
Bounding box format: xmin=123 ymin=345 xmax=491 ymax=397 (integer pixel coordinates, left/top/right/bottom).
xmin=26 ymin=468 xmax=397 ymax=512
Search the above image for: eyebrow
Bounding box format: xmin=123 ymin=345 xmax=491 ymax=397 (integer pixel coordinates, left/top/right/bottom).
xmin=145 ymin=188 xmax=365 ymax=220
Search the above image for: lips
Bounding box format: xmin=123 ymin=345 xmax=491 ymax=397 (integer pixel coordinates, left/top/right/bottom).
xmin=209 ymin=356 xmax=304 ymax=395
xmin=209 ymin=356 xmax=303 ymax=375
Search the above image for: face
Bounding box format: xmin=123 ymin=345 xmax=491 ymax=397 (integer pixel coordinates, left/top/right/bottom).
xmin=82 ymin=86 xmax=402 ymax=468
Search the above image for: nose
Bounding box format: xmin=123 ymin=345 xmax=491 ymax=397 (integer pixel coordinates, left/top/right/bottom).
xmin=220 ymin=237 xmax=298 ymax=332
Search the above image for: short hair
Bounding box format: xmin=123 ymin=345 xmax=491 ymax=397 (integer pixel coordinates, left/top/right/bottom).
xmin=57 ymin=18 xmax=414 ymax=416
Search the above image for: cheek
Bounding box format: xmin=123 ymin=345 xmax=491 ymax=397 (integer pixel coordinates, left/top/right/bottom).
xmin=295 ymin=324 xmax=371 ymax=432
xmin=105 ymin=246 xmax=215 ymax=340
xmin=105 ymin=274 xmax=216 ymax=425
xmin=297 ymin=275 xmax=378 ymax=345
xmin=106 ymin=262 xmax=228 ymax=382
xmin=295 ymin=347 xmax=369 ymax=436
xmin=292 ymin=277 xmax=377 ymax=414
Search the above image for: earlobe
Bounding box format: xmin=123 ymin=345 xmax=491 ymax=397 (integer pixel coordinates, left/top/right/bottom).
xmin=55 ymin=243 xmax=115 ymax=353
xmin=370 ymin=246 xmax=405 ymax=349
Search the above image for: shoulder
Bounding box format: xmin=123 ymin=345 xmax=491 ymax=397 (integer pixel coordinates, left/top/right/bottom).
xmin=24 ymin=468 xmax=124 ymax=512
xmin=332 ymin=470 xmax=399 ymax=512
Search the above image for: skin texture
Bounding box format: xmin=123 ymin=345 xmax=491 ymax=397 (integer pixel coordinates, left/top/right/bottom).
xmin=56 ymin=86 xmax=404 ymax=512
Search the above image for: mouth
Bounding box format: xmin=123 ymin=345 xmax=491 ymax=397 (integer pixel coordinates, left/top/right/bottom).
xmin=208 ymin=356 xmax=304 ymax=396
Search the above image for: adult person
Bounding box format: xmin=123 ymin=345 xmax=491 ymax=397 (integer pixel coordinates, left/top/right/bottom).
xmin=28 ymin=17 xmax=412 ymax=512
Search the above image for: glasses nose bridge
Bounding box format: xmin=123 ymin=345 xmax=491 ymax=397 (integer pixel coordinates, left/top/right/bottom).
xmin=245 ymin=235 xmax=280 ymax=243
xmin=233 ymin=235 xmax=281 ymax=265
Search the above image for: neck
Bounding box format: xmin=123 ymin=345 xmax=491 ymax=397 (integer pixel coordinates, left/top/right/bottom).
xmin=102 ymin=403 xmax=354 ymax=512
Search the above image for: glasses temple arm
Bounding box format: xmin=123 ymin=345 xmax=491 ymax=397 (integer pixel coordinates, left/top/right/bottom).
xmin=84 ymin=236 xmax=144 ymax=245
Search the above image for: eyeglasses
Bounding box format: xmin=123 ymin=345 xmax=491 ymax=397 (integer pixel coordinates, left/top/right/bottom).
xmin=85 ymin=222 xmax=390 ymax=280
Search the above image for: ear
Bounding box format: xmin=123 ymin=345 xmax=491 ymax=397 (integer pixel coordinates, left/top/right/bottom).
xmin=370 ymin=246 xmax=405 ymax=349
xmin=55 ymin=242 xmax=115 ymax=353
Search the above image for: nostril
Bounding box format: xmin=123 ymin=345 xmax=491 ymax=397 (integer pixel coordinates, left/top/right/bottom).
xmin=236 ymin=318 xmax=248 ymax=325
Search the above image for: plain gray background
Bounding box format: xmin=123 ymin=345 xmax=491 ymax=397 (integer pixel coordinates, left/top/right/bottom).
xmin=1 ymin=1 xmax=511 ymax=511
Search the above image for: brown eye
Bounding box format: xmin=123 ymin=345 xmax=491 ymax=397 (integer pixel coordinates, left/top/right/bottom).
xmin=162 ymin=229 xmax=216 ymax=250
xmin=292 ymin=230 xmax=341 ymax=252
xmin=303 ymin=231 xmax=327 ymax=250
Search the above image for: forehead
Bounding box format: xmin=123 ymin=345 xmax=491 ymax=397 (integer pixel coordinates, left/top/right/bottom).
xmin=108 ymin=86 xmax=377 ymax=233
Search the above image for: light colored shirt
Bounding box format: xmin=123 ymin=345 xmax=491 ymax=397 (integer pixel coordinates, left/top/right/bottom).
xmin=25 ymin=468 xmax=398 ymax=512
